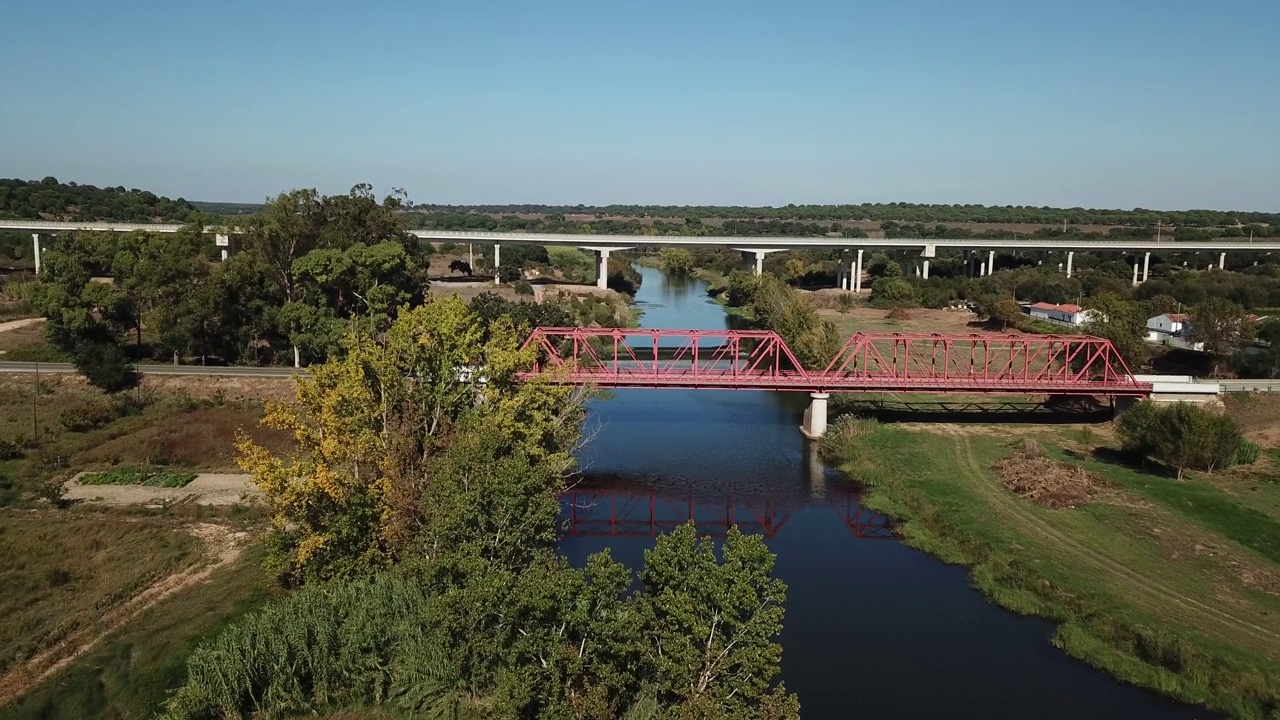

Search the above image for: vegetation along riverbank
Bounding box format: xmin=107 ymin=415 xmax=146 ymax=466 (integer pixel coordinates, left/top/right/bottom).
xmin=818 ymin=399 xmax=1280 ymax=719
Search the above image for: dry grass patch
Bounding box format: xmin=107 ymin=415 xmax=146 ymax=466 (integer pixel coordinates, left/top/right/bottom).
xmin=0 ymin=511 xmax=200 ymax=677
xmin=994 ymin=439 xmax=1113 ymax=509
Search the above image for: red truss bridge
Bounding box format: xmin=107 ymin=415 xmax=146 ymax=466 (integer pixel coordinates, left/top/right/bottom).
xmin=519 ymin=327 xmax=1151 ymax=397
xmin=519 ymin=328 xmax=1150 ymax=438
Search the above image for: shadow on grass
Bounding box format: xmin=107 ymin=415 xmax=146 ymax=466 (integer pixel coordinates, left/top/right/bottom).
xmin=1078 ymin=445 xmax=1179 ymax=479
xmin=833 ymin=396 xmax=1113 ymax=425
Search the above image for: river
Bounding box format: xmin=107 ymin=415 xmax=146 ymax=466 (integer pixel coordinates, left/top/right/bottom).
xmin=558 ymin=265 xmax=1212 ymax=719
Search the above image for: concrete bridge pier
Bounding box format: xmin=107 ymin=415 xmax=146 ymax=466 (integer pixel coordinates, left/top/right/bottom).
xmin=987 ymin=250 xmax=995 ymax=275
xmin=1142 ymin=252 xmax=1151 ymax=283
xmin=1219 ymin=252 xmax=1227 ymax=271
xmin=31 ymin=233 xmax=44 ymax=274
xmin=215 ymin=233 xmax=230 ymax=261
xmin=732 ymin=247 xmax=786 ymax=277
xmin=800 ymin=392 xmax=830 ymax=440
xmin=854 ymin=249 xmax=864 ymax=292
xmin=1131 ymin=261 xmax=1140 ymax=287
xmin=921 ymin=245 xmax=935 ymax=280
xmin=493 ymin=243 xmax=501 ymax=285
xmin=1065 ymin=251 xmax=1074 ymax=278
xmin=580 ymin=246 xmax=633 ymax=290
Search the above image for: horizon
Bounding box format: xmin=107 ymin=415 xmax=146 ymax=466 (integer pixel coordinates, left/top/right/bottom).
xmin=3 ymin=1 xmax=1277 ymax=211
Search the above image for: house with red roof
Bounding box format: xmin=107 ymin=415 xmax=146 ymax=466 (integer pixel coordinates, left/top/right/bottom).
xmin=1027 ymin=302 xmax=1095 ymax=326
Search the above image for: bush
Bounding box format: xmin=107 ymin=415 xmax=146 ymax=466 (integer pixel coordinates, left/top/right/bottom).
xmin=869 ymin=277 xmax=920 ymax=308
xmin=1116 ymin=401 xmax=1251 ymax=478
xmin=725 ymin=271 xmax=757 ymax=307
xmin=1234 ymin=440 xmax=1261 ymax=466
xmin=73 ymin=341 xmax=139 ymax=393
xmin=659 ymin=247 xmax=695 ymax=274
xmin=837 ymin=294 xmax=855 ymax=313
xmin=58 ymin=394 xmax=124 ymax=432
xmin=513 ymin=279 xmax=535 ymax=296
xmin=818 ymin=416 xmax=880 ymax=462
xmin=0 ymin=438 xmax=21 ymax=460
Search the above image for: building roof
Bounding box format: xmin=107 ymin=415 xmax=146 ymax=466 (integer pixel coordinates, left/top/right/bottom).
xmin=1030 ymin=302 xmax=1084 ymax=314
xmin=1166 ymin=313 xmax=1190 ymax=322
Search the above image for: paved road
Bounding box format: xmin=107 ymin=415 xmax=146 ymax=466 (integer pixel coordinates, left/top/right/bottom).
xmin=0 ymin=361 xmax=302 ymax=378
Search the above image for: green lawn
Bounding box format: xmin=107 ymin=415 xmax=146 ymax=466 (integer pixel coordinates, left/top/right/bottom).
xmin=830 ymin=424 xmax=1280 ymax=719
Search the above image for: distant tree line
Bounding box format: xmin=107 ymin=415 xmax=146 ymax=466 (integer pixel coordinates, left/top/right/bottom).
xmin=0 ymin=177 xmax=197 ymax=222
xmin=409 ymin=203 xmax=1280 ymax=228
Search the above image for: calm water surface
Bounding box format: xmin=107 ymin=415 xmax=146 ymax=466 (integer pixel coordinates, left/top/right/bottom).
xmin=559 ymin=266 xmax=1213 ymax=720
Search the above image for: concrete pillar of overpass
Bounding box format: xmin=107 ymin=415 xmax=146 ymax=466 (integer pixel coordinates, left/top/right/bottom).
xmin=1219 ymin=252 xmax=1227 ymax=271
xmin=1131 ymin=261 xmax=1139 ymax=287
xmin=31 ymin=234 xmax=43 ymax=275
xmin=493 ymin=243 xmax=501 ymax=285
xmin=979 ymin=261 xmax=987 ymax=276
xmin=754 ymin=251 xmax=766 ymax=276
xmin=922 ymin=259 xmax=930 ymax=280
xmin=1065 ymin=251 xmax=1074 ymax=278
xmin=987 ymin=250 xmax=996 ymax=276
xmin=595 ymin=249 xmax=611 ymax=290
xmin=215 ymin=233 xmax=230 ymax=262
xmin=854 ymin=249 xmax=864 ymax=292
xmin=1142 ymin=252 xmax=1151 ymax=283
xmin=800 ymin=392 xmax=830 ymax=440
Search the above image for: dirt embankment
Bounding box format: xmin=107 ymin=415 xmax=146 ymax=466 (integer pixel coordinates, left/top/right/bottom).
xmin=0 ymin=523 xmax=251 ymax=705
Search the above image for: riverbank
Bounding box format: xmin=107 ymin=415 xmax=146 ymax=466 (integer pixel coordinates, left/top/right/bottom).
xmin=823 ymin=419 xmax=1280 ymax=718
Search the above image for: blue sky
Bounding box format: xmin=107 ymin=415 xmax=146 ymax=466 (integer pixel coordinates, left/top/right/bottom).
xmin=3 ymin=0 xmax=1277 ymax=209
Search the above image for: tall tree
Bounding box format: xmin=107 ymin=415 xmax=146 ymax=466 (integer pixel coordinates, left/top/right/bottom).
xmin=1190 ymin=298 xmax=1256 ymax=374
xmin=1080 ymin=293 xmax=1148 ymax=370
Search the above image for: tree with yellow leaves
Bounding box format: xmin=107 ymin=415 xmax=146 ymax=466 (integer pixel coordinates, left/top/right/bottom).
xmin=238 ymin=294 xmax=584 ymax=583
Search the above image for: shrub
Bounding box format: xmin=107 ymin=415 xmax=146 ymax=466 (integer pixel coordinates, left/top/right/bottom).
xmin=1234 ymin=440 xmax=1261 ymax=466
xmin=869 ymin=277 xmax=920 ymax=308
xmin=818 ymin=416 xmax=880 ymax=462
xmin=659 ymin=247 xmax=695 ymax=274
xmin=0 ymin=439 xmax=21 ymax=461
xmin=58 ymin=394 xmax=123 ymax=432
xmin=513 ymin=279 xmax=535 ymax=296
xmin=73 ymin=341 xmax=139 ymax=393
xmin=837 ymin=294 xmax=855 ymax=313
xmin=1116 ymin=401 xmax=1251 ymax=478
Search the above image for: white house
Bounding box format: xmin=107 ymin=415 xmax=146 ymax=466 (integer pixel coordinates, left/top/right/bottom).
xmin=1028 ymin=302 xmax=1094 ymax=326
xmin=1146 ymin=313 xmax=1204 ymax=351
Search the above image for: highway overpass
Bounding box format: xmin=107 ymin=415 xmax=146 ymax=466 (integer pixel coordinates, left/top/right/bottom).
xmin=6 ymin=219 xmax=1278 ymax=289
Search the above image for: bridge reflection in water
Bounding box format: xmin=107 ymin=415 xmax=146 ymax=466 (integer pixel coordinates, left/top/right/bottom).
xmin=560 ymin=485 xmax=896 ymax=540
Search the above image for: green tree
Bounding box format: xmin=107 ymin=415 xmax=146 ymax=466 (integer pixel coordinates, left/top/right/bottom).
xmin=1080 ymin=293 xmax=1148 ymax=370
xmin=869 ymin=277 xmax=920 ymax=308
xmin=660 ymin=247 xmax=695 ymax=274
xmin=73 ymin=341 xmax=138 ymax=393
xmin=638 ymin=524 xmax=799 ymax=719
xmin=1190 ymin=298 xmax=1255 ymax=373
xmin=988 ymin=298 xmax=1024 ymax=330
xmin=238 ymin=295 xmax=584 ymax=583
xmin=1117 ymin=401 xmax=1252 ymax=479
xmin=748 ymin=275 xmax=840 ymax=369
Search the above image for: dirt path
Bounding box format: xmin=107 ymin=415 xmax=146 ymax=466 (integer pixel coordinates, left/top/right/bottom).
xmin=947 ymin=433 xmax=1280 ymax=655
xmin=0 ymin=318 xmax=43 ymax=333
xmin=0 ymin=523 xmax=250 ymax=706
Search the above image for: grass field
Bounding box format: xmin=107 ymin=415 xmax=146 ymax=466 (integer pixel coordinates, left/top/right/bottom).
xmin=0 ymin=539 xmax=272 ymax=720
xmin=826 ymin=417 xmax=1280 ymax=718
